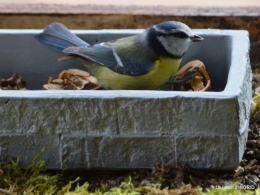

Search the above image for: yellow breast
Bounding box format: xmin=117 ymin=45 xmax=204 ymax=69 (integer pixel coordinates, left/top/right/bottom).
xmin=87 ymin=57 xmax=182 ymax=90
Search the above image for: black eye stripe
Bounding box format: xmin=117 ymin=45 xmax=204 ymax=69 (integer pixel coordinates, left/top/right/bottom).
xmin=174 ymin=32 xmax=189 ymax=38
xmin=157 ymin=32 xmax=189 ymax=39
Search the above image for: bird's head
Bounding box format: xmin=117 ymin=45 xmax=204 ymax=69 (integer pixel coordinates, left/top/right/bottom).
xmin=141 ymin=21 xmax=203 ymax=59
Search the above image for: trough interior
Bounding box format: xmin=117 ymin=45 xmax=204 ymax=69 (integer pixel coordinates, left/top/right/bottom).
xmin=0 ymin=31 xmax=231 ymax=91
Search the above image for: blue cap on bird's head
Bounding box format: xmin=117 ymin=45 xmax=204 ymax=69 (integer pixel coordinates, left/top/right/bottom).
xmin=143 ymin=21 xmax=203 ymax=59
xmin=155 ymin=21 xmax=184 ymax=32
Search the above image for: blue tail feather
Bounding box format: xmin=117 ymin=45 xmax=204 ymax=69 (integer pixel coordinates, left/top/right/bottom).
xmin=35 ymin=22 xmax=90 ymax=51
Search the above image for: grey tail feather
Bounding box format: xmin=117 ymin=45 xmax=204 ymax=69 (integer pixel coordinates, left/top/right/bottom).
xmin=35 ymin=22 xmax=90 ymax=51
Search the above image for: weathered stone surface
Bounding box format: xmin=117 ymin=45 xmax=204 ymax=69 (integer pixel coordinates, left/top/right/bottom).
xmin=61 ymin=135 xmax=88 ymax=168
xmin=176 ymin=135 xmax=240 ymax=169
xmin=0 ymin=135 xmax=60 ymax=168
xmin=116 ymin=97 xmax=238 ymax=135
xmin=61 ymin=135 xmax=176 ymax=169
xmin=0 ymin=98 xmax=118 ymax=134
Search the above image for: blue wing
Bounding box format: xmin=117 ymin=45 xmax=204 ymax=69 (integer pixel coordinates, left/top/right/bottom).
xmin=63 ymin=43 xmax=154 ymax=76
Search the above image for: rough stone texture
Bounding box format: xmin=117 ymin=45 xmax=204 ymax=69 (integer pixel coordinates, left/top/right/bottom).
xmin=0 ymin=135 xmax=60 ymax=169
xmin=116 ymin=97 xmax=238 ymax=135
xmin=0 ymin=29 xmax=251 ymax=170
xmin=61 ymin=135 xmax=176 ymax=169
xmin=175 ymin=135 xmax=240 ymax=169
xmin=0 ymin=98 xmax=118 ymax=134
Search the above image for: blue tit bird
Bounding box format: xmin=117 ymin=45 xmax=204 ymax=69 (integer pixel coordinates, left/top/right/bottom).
xmin=35 ymin=21 xmax=203 ymax=90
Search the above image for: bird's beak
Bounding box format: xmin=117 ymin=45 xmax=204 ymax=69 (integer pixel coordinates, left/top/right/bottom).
xmin=191 ymin=35 xmax=204 ymax=42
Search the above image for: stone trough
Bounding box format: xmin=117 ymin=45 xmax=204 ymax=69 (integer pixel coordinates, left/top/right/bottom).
xmin=0 ymin=29 xmax=251 ymax=169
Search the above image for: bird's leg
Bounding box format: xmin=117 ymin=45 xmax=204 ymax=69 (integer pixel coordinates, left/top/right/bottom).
xmin=92 ymin=86 xmax=104 ymax=90
xmin=166 ymin=69 xmax=198 ymax=90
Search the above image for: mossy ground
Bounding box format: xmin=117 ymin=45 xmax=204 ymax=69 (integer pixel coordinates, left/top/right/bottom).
xmin=0 ymin=147 xmax=260 ymax=195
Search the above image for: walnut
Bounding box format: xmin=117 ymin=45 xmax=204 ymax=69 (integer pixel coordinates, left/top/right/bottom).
xmin=0 ymin=73 xmax=27 ymax=90
xmin=43 ymin=69 xmax=101 ymax=90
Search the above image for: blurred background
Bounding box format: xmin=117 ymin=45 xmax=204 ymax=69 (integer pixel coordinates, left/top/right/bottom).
xmin=0 ymin=0 xmax=259 ymax=6
xmin=0 ymin=0 xmax=259 ymax=68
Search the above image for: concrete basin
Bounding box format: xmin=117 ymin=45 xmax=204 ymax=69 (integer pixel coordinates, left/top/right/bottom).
xmin=0 ymin=29 xmax=251 ymax=169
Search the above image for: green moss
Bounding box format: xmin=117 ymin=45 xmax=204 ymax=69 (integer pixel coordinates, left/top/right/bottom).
xmin=0 ymin=148 xmax=60 ymax=195
xmin=251 ymin=93 xmax=260 ymax=119
xmin=0 ymin=149 xmax=258 ymax=195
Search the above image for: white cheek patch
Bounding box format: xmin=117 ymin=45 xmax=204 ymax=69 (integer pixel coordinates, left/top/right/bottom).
xmin=157 ymin=36 xmax=191 ymax=57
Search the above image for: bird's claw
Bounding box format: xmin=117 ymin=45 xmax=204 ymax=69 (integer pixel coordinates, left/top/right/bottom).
xmin=167 ymin=69 xmax=198 ymax=90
